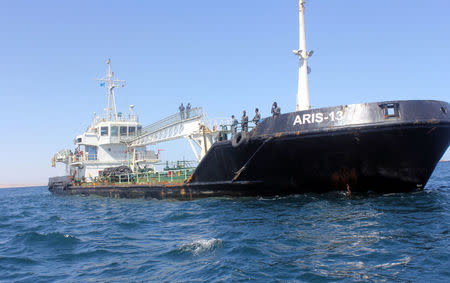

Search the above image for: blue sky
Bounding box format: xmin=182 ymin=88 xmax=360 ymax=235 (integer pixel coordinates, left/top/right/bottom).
xmin=1 ymin=0 xmax=449 ymax=185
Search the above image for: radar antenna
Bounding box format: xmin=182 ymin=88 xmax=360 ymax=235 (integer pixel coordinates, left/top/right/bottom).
xmin=96 ymin=59 xmax=126 ymax=120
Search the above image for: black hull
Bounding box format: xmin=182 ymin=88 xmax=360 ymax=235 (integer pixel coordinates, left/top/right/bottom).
xmin=49 ymin=100 xmax=450 ymax=199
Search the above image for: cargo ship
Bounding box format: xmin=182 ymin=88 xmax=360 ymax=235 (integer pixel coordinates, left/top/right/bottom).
xmin=49 ymin=1 xmax=450 ymax=199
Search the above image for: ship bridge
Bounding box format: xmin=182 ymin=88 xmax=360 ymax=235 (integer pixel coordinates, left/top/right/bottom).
xmin=127 ymin=107 xmax=222 ymax=162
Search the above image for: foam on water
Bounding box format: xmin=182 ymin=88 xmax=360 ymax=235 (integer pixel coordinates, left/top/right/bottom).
xmin=178 ymin=238 xmax=223 ymax=255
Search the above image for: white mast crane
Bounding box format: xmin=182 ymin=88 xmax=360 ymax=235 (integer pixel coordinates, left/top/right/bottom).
xmin=96 ymin=59 xmax=126 ymax=120
xmin=293 ymin=0 xmax=313 ymax=111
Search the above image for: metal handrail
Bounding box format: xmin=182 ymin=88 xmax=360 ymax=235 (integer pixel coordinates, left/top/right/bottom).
xmin=69 ymin=150 xmax=159 ymax=164
xmin=93 ymin=114 xmax=139 ymax=124
xmin=142 ymin=107 xmax=203 ymax=135
xmin=219 ymin=121 xmax=258 ymax=133
xmin=135 ymin=151 xmax=159 ymax=161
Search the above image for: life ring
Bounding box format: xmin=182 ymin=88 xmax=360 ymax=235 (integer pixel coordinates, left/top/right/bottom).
xmin=232 ymin=132 xmax=249 ymax=148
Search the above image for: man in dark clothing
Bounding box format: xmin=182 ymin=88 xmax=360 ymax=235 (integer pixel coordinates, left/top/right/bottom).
xmin=231 ymin=115 xmax=238 ymax=138
xmin=253 ymin=108 xmax=261 ymax=125
xmin=186 ymin=103 xmax=191 ymax=118
xmin=179 ymin=103 xmax=185 ymax=119
xmin=241 ymin=110 xmax=248 ymax=132
xmin=271 ymin=102 xmax=281 ymax=118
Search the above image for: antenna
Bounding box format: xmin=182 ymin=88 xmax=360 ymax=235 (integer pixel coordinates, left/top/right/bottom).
xmin=293 ymin=0 xmax=313 ymax=111
xmin=96 ymin=59 xmax=126 ymax=120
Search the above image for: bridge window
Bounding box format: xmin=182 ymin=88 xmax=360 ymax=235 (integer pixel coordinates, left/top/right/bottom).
xmin=101 ymin=126 xmax=109 ymax=136
xmin=111 ymin=126 xmax=118 ymax=136
xmin=137 ymin=126 xmax=142 ymax=135
xmin=120 ymin=126 xmax=127 ymax=136
xmin=128 ymin=126 xmax=136 ymax=136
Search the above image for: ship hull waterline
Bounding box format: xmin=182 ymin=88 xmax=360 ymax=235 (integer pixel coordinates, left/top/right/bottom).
xmin=49 ymin=100 xmax=450 ymax=199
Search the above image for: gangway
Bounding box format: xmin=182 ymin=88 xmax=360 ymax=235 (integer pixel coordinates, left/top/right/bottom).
xmin=127 ymin=107 xmax=219 ymax=162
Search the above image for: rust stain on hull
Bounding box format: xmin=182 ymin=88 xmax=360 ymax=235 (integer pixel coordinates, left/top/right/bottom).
xmin=332 ymin=168 xmax=358 ymax=190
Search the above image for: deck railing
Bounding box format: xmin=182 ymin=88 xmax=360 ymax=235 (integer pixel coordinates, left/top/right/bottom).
xmin=213 ymin=120 xmax=261 ymax=141
xmin=93 ymin=114 xmax=139 ymax=124
xmin=69 ymin=149 xmax=159 ymax=164
xmin=74 ymin=167 xmax=196 ymax=186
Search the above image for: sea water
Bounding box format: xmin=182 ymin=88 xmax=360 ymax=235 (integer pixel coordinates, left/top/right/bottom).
xmin=1 ymin=163 xmax=449 ymax=282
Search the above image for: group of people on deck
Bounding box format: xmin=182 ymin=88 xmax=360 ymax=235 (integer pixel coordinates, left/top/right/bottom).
xmin=178 ymin=101 xmax=281 ymax=139
xmin=230 ymin=102 xmax=281 ymax=136
xmin=178 ymin=103 xmax=192 ymax=120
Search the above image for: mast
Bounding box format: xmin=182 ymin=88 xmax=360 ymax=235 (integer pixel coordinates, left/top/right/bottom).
xmin=96 ymin=59 xmax=126 ymax=120
xmin=293 ymin=0 xmax=312 ymax=111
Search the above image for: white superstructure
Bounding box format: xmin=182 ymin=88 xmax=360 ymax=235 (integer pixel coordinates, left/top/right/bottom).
xmin=52 ymin=60 xmax=220 ymax=181
xmin=52 ymin=60 xmax=159 ymax=181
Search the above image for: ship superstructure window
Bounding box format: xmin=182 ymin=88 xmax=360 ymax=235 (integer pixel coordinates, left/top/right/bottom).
xmin=380 ymin=103 xmax=400 ymax=119
xmin=137 ymin=126 xmax=142 ymax=135
xmin=76 ymin=138 xmax=82 ymax=143
xmin=101 ymin=126 xmax=109 ymax=136
xmin=120 ymin=126 xmax=127 ymax=136
xmin=111 ymin=126 xmax=118 ymax=136
xmin=85 ymin=146 xmax=98 ymax=160
xmin=128 ymin=126 xmax=136 ymax=136
xmin=387 ymin=106 xmax=395 ymax=116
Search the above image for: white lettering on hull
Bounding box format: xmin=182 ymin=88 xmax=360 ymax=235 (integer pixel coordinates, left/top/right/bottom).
xmin=293 ymin=111 xmax=343 ymax=125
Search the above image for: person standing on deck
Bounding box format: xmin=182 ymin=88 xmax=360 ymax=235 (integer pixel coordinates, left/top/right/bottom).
xmin=253 ymin=108 xmax=261 ymax=125
xmin=271 ymin=102 xmax=280 ymax=118
xmin=179 ymin=103 xmax=185 ymax=120
xmin=186 ymin=103 xmax=191 ymax=118
xmin=241 ymin=110 xmax=248 ymax=132
xmin=231 ymin=115 xmax=238 ymax=138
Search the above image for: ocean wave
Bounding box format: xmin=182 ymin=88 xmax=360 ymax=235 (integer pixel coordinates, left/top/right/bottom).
xmin=229 ymin=245 xmax=264 ymax=257
xmin=117 ymin=221 xmax=140 ymax=229
xmin=0 ymin=256 xmax=38 ymax=265
xmin=16 ymin=231 xmax=80 ymax=247
xmin=163 ymin=211 xmax=198 ymax=222
xmin=48 ymin=215 xmax=62 ymax=222
xmin=374 ymin=256 xmax=411 ymax=269
xmin=57 ymin=249 xmax=120 ymax=261
xmin=173 ymin=238 xmax=223 ymax=256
